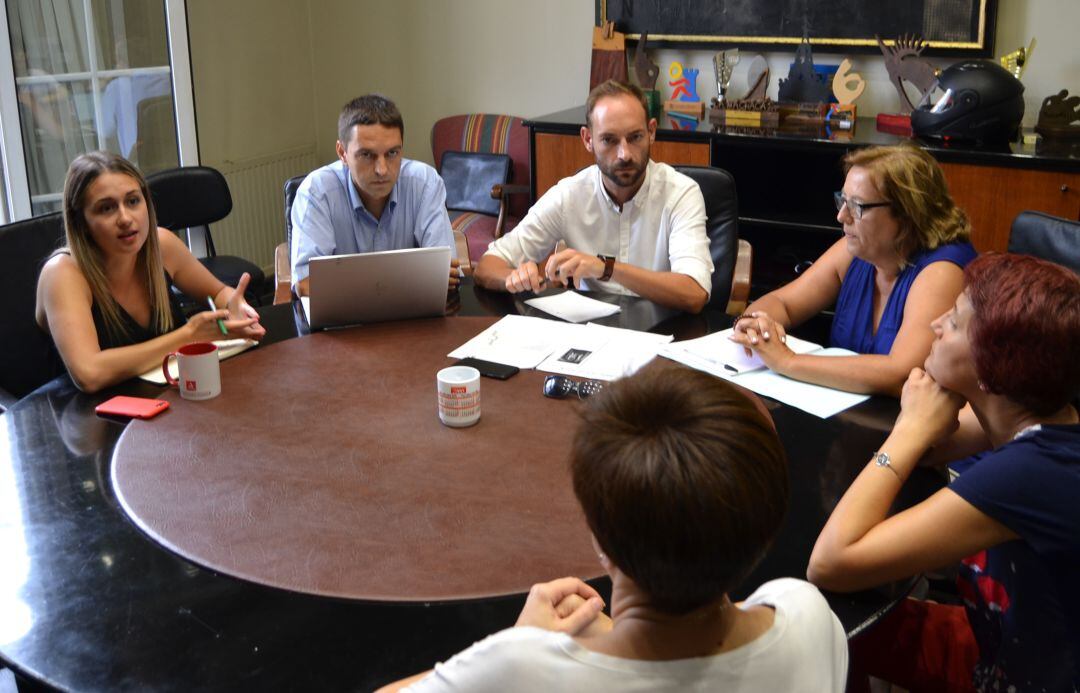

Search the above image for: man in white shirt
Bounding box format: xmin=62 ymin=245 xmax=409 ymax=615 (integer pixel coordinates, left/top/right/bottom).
xmin=474 ymin=80 xmax=714 ymax=313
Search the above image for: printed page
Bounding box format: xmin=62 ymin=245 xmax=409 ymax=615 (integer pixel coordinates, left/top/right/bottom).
xmin=447 ymin=315 xmax=582 ymax=368
xmin=537 ymin=323 xmax=672 ymax=381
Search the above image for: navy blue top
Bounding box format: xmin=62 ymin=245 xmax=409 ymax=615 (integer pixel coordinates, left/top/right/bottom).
xmin=830 ymin=241 xmax=977 ymax=354
xmin=949 ymin=424 xmax=1080 ymax=691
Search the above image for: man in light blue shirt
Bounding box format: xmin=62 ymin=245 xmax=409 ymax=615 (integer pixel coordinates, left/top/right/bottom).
xmin=290 ymin=94 xmax=458 ymax=296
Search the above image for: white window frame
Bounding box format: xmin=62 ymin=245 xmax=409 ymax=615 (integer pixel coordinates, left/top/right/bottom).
xmin=0 ymin=0 xmax=198 ymax=224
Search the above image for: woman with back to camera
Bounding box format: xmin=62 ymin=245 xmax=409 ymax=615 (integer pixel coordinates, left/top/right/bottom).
xmin=809 ymin=253 xmax=1080 ymax=691
xmin=731 ymin=144 xmax=975 ymax=396
xmin=380 ymin=364 xmax=847 ymax=692
xmin=36 ymin=151 xmax=265 ymax=393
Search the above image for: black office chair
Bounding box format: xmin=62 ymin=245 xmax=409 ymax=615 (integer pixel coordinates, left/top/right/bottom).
xmin=146 ymin=166 xmax=265 ymax=306
xmin=674 ymin=165 xmax=752 ymax=314
xmin=272 ymin=174 xmax=306 ymax=304
xmin=0 ymin=212 xmax=68 ymax=409
xmin=1008 ymin=211 xmax=1080 ymax=274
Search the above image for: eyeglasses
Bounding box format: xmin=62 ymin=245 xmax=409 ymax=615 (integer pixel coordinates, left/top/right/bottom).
xmin=834 ymin=191 xmax=891 ymax=221
xmin=542 ymin=375 xmax=604 ymax=400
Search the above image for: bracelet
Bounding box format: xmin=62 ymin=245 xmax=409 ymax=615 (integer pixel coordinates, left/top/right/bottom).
xmin=735 ymin=312 xmax=755 ymax=323
xmin=873 ymin=451 xmax=902 ymax=481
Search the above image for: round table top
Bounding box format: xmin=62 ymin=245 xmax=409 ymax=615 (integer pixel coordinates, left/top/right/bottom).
xmin=112 ymin=316 xmax=601 ymax=601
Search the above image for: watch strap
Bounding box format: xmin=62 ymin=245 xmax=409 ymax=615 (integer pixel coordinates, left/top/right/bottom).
xmin=597 ymin=255 xmax=616 ymax=282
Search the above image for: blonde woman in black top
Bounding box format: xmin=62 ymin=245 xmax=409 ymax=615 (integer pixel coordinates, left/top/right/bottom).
xmin=36 ymin=151 xmax=265 ymax=393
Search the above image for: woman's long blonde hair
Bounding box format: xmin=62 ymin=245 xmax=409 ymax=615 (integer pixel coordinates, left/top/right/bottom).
xmin=62 ymin=151 xmax=173 ymax=342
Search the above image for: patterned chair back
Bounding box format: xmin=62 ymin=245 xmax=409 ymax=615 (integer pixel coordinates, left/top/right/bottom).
xmin=431 ymin=114 xmax=530 ymax=219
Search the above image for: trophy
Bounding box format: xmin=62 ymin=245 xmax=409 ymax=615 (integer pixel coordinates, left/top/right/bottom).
xmin=633 ymin=33 xmax=661 ymax=120
xmin=999 ymin=38 xmax=1036 ymax=80
xmin=875 ymin=34 xmax=938 ymax=134
xmin=713 ymin=49 xmax=740 ymax=105
xmin=665 ymin=61 xmax=704 ymax=120
xmin=828 ymin=58 xmax=866 ymax=133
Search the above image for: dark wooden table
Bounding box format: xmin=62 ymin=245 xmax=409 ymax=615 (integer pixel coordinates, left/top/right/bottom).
xmin=0 ymin=281 xmax=939 ymax=691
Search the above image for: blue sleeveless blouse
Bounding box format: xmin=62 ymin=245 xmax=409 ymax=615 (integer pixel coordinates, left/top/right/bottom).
xmin=830 ymin=241 xmax=976 ymax=355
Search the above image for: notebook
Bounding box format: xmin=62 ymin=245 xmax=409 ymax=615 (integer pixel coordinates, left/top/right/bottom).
xmin=301 ymin=247 xmax=450 ymax=330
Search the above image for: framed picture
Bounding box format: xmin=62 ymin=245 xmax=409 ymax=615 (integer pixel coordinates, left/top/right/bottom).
xmin=597 ymin=0 xmax=997 ymax=57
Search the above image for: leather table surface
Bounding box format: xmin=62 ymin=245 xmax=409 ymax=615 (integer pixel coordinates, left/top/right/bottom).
xmin=112 ymin=317 xmax=600 ymax=601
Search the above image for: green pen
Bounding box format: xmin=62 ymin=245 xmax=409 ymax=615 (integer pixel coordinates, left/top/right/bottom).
xmin=206 ymin=296 xmax=228 ymax=336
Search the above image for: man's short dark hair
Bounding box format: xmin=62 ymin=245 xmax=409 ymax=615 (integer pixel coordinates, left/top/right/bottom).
xmin=571 ymin=363 xmax=789 ymax=614
xmin=585 ymin=79 xmax=648 ymax=129
xmin=337 ymin=94 xmax=404 ymax=144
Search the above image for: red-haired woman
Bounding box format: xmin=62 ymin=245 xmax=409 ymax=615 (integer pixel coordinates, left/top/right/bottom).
xmin=809 ymin=253 xmax=1080 ymax=691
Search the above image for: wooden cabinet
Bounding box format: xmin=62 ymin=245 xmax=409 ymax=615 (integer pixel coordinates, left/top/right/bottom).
xmin=533 ymin=132 xmax=710 ymax=198
xmin=939 ymin=163 xmax=1080 ymax=252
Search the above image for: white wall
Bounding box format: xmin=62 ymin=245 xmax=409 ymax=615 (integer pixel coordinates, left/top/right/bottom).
xmin=307 ymin=0 xmax=593 ymax=164
xmin=187 ymin=0 xmax=318 ymax=166
xmin=192 ymin=0 xmax=1078 ymax=169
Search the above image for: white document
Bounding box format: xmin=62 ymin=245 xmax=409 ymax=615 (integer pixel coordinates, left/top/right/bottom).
xmin=537 ymin=322 xmax=672 ymax=380
xmin=140 ymin=339 xmax=258 ymax=384
xmin=658 ymin=328 xmax=823 ymax=376
xmin=447 ymin=315 xmax=581 ymax=368
xmin=300 ymin=296 xmax=311 ymax=323
xmin=730 ymin=349 xmax=870 ymax=418
xmin=524 ymin=291 xmax=620 ymax=323
xmin=659 ymin=332 xmax=870 ymax=418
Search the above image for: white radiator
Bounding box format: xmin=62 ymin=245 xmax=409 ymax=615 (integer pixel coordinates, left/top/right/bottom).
xmin=210 ymin=146 xmax=321 ymax=272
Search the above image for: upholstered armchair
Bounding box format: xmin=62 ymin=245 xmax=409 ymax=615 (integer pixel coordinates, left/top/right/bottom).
xmin=431 ymin=114 xmax=531 ymax=264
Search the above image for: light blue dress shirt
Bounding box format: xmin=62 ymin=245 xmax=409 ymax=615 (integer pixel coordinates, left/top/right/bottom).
xmin=290 ymin=159 xmax=455 ymax=284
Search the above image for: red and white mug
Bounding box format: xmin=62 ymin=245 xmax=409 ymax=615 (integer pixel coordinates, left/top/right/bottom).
xmin=436 ymin=365 xmax=481 ymax=427
xmin=162 ymin=342 xmax=221 ymax=401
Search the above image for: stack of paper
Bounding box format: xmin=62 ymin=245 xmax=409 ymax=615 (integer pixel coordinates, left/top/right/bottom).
xmin=449 ymin=315 xmax=671 ymax=381
xmin=659 ymin=328 xmax=869 ymax=418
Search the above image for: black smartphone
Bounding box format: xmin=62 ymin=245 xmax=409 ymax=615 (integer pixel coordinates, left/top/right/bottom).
xmin=454 ymin=357 xmax=520 ymax=380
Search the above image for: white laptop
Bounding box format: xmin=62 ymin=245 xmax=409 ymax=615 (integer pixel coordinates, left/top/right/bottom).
xmin=300 ymin=246 xmax=450 ymax=330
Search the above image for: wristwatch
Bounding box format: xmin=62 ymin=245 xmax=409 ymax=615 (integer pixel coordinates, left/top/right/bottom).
xmin=597 ymin=255 xmax=616 ymax=282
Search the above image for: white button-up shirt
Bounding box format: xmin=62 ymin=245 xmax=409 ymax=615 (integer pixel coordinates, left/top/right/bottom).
xmin=485 ymin=161 xmax=713 ymax=297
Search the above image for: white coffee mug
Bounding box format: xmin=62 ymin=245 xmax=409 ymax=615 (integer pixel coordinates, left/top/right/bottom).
xmin=162 ymin=342 xmax=221 ymax=401
xmin=436 ymin=366 xmax=481 ymax=427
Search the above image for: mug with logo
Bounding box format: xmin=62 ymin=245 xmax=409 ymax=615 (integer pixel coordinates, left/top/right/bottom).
xmin=436 ymin=365 xmax=481 ymax=427
xmin=162 ymin=342 xmax=221 ymax=401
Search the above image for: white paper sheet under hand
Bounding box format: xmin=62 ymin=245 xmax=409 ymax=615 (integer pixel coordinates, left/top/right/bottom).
xmin=140 ymin=339 xmax=258 ymax=385
xmin=659 ymin=328 xmax=823 ymax=377
xmin=524 ymin=291 xmax=620 ymax=323
xmin=732 ymin=350 xmax=869 ymax=418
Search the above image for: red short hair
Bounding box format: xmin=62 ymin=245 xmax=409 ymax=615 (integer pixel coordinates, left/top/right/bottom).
xmin=965 ymin=253 xmax=1080 ymax=415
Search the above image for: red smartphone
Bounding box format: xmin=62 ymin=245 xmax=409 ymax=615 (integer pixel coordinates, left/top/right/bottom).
xmin=95 ymin=396 xmax=170 ymax=420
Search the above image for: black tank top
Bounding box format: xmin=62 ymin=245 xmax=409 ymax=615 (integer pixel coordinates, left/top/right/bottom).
xmin=90 ymin=275 xmax=187 ymax=349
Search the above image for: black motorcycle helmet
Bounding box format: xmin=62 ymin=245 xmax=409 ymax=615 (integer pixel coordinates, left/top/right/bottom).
xmin=912 ymin=60 xmax=1025 ymax=143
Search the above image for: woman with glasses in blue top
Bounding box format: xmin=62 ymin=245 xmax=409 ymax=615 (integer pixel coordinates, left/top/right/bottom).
xmin=731 ymin=144 xmax=975 ymax=396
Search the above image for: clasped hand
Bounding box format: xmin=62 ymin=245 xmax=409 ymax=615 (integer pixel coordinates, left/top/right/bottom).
xmin=729 ymin=311 xmax=793 ymax=372
xmin=896 ymin=367 xmax=964 ymax=445
xmin=504 ymin=248 xmax=605 ymax=293
xmin=514 ymin=577 xmax=607 ymax=635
